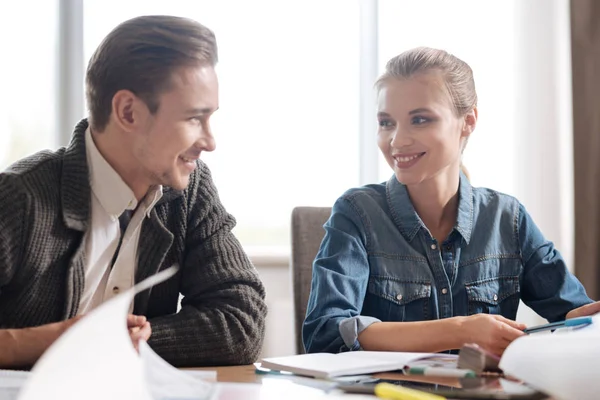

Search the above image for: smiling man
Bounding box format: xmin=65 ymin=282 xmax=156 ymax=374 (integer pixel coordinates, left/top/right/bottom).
xmin=0 ymin=16 xmax=266 ymax=368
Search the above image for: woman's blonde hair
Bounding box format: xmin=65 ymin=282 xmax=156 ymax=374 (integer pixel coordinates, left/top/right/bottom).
xmin=375 ymin=47 xmax=477 ymax=179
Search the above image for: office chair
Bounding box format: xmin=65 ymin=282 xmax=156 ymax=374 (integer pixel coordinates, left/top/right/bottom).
xmin=290 ymin=206 xmax=332 ymax=354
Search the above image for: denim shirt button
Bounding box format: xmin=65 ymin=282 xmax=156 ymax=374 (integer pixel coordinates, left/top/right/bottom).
xmin=441 ymin=288 xmax=448 ymax=294
xmin=430 ymin=244 xmax=437 ymax=250
xmin=396 ymin=294 xmax=403 ymax=301
xmin=493 ymin=294 xmax=498 ymax=301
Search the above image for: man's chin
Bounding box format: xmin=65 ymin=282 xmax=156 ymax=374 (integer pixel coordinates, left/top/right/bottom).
xmin=163 ymin=175 xmax=190 ymax=191
xmin=172 ymin=179 xmax=190 ymax=191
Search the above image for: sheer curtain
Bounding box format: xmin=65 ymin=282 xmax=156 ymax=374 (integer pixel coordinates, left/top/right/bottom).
xmin=512 ymin=0 xmax=575 ymax=325
xmin=0 ymin=1 xmax=59 ymax=170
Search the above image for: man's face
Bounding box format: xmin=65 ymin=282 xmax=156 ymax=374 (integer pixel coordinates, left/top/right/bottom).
xmin=132 ymin=65 xmax=219 ymax=191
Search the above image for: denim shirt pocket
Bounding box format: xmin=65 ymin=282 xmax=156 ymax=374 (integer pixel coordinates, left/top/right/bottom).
xmin=465 ymin=276 xmax=520 ymax=317
xmin=366 ymin=277 xmax=432 ymax=322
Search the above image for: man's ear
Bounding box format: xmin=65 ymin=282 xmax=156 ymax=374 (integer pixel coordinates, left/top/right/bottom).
xmin=111 ymin=90 xmax=149 ymax=133
xmin=461 ymin=107 xmax=478 ymax=138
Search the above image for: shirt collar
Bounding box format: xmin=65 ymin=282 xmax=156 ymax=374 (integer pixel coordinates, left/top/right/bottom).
xmin=385 ymin=171 xmax=474 ymax=244
xmin=85 ymin=128 xmax=162 ymax=220
xmin=455 ymin=171 xmax=474 ymax=244
xmin=142 ymin=185 xmax=163 ymax=218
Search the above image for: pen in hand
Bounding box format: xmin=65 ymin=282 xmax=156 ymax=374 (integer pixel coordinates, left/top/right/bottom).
xmin=523 ymin=316 xmax=593 ymax=334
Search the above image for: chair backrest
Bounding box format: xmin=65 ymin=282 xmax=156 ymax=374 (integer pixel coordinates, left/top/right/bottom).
xmin=290 ymin=206 xmax=332 ymax=354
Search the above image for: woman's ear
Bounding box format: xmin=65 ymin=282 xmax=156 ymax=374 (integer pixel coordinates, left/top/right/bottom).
xmin=461 ymin=107 xmax=478 ymax=138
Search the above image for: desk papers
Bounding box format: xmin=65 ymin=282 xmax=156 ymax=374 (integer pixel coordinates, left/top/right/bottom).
xmin=16 ymin=266 xmax=217 ymax=400
xmin=500 ymin=312 xmax=600 ymax=400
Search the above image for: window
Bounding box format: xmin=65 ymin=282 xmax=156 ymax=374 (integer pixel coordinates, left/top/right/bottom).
xmin=83 ymin=0 xmax=361 ymax=250
xmin=377 ymin=0 xmax=518 ymax=196
xmin=0 ymin=1 xmax=59 ymax=170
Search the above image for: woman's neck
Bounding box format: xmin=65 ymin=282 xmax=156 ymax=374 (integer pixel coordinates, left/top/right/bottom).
xmin=406 ymin=170 xmax=460 ymax=244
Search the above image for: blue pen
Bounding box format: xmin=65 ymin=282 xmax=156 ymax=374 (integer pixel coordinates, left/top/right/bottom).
xmin=524 ymin=316 xmax=593 ymax=334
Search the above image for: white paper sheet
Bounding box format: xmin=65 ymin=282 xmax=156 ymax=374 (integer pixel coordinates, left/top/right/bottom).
xmin=18 ymin=266 xmax=216 ymax=400
xmin=500 ymin=313 xmax=600 ymax=400
xmin=140 ymin=341 xmax=217 ymax=399
xmin=0 ymin=370 xmax=29 ymax=400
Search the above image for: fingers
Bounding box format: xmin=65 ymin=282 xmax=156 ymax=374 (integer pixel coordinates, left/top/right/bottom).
xmin=473 ymin=315 xmax=524 ymax=356
xmin=127 ymin=314 xmax=147 ymax=328
xmin=566 ymin=301 xmax=600 ymax=319
xmin=129 ymin=322 xmax=152 ymax=353
xmin=139 ymin=322 xmax=151 ymax=342
xmin=491 ymin=314 xmax=527 ymax=331
xmin=488 ymin=339 xmax=512 ymax=357
xmin=497 ymin=323 xmax=526 ymax=343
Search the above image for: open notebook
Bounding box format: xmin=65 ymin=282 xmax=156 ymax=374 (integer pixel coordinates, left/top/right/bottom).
xmin=260 ymin=351 xmax=457 ymax=379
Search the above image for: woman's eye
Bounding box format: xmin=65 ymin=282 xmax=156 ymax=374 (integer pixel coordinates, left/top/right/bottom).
xmin=411 ymin=116 xmax=428 ymax=125
xmin=378 ymin=119 xmax=394 ymax=128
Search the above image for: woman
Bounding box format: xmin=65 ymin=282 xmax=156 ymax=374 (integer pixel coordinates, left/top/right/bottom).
xmin=303 ymin=47 xmax=599 ymax=356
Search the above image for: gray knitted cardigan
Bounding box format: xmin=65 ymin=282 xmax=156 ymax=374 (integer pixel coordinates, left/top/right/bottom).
xmin=0 ymin=119 xmax=267 ymax=367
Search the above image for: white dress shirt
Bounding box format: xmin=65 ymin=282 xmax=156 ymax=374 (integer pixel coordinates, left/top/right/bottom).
xmin=78 ymin=129 xmax=162 ymax=314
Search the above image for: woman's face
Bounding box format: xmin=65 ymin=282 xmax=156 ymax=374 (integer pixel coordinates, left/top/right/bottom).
xmin=377 ymin=71 xmax=475 ymax=186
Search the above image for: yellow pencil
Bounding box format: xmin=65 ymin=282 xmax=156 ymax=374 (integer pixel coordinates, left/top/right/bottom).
xmin=374 ymin=382 xmax=447 ymax=400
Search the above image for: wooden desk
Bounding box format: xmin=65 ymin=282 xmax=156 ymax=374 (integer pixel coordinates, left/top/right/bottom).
xmin=191 ymin=365 xmax=263 ymax=384
xmin=188 ymin=365 xmax=369 ymax=399
xmin=188 ymin=365 xmax=552 ymax=399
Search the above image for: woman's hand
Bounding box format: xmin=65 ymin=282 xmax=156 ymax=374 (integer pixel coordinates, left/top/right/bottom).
xmin=458 ymin=314 xmax=526 ymax=356
xmin=566 ymin=301 xmax=600 ymax=320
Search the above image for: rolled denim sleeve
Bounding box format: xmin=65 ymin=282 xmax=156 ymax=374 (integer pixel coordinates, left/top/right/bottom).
xmin=519 ymin=203 xmax=593 ymax=321
xmin=302 ymin=196 xmax=378 ymax=353
xmin=339 ymin=316 xmax=381 ymax=350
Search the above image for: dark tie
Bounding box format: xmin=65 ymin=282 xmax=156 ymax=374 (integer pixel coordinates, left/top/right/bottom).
xmin=110 ymin=209 xmax=133 ymax=269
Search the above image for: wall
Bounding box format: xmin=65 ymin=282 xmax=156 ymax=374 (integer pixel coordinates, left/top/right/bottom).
xmin=255 ymin=262 xmax=296 ymax=358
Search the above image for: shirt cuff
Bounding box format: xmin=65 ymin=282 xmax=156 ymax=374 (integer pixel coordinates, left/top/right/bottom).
xmin=339 ymin=316 xmax=381 ymax=351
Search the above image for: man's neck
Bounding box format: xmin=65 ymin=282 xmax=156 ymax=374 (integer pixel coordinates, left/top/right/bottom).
xmin=90 ymin=127 xmax=149 ymax=201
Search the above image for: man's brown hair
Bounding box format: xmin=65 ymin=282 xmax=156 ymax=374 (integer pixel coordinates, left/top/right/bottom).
xmin=85 ymin=15 xmax=218 ymax=132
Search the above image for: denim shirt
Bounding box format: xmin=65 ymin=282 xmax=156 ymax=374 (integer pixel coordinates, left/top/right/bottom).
xmin=302 ymin=173 xmax=592 ymax=353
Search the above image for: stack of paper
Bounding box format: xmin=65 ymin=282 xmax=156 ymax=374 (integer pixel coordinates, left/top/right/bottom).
xmin=500 ymin=313 xmax=600 ymax=400
xmin=14 ymin=267 xmax=216 ymax=400
xmin=0 ymin=369 xmax=29 ymax=400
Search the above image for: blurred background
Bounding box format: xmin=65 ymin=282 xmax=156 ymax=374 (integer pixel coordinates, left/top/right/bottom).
xmin=2 ymin=0 xmax=599 ymax=357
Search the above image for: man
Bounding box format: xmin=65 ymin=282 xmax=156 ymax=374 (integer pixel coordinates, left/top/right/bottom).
xmin=0 ymin=15 xmax=267 ymax=368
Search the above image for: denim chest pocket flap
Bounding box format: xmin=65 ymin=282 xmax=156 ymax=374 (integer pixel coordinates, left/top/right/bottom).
xmin=368 ymin=277 xmax=432 ymax=306
xmin=465 ymin=276 xmax=520 ymax=306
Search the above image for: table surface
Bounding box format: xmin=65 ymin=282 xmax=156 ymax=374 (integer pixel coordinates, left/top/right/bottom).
xmin=187 ymin=364 xmax=552 ymax=400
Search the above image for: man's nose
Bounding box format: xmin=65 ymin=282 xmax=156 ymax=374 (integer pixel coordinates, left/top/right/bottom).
xmin=196 ymin=124 xmax=216 ymax=152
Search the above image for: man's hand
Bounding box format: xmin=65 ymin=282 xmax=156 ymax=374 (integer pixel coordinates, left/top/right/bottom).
xmin=0 ymin=316 xmax=83 ymax=368
xmin=127 ymin=314 xmax=151 ymax=352
xmin=566 ymin=301 xmax=600 ymax=320
xmin=459 ymin=314 xmax=526 ymax=356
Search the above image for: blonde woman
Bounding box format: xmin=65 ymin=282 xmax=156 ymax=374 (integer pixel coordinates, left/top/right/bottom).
xmin=303 ymin=47 xmax=599 ymax=356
